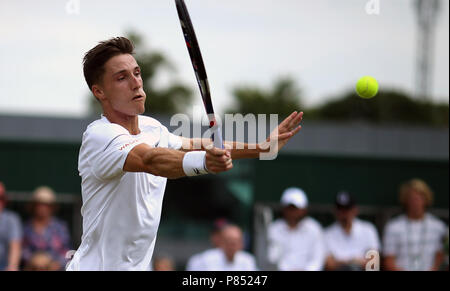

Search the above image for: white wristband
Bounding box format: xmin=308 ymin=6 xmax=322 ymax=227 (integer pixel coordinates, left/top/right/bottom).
xmin=182 ymin=151 xmax=209 ymax=176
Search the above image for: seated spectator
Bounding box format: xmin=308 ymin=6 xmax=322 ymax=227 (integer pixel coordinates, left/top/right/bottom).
xmin=324 ymin=191 xmax=380 ymax=271
xmin=383 ymin=179 xmax=447 ymax=271
xmin=267 ymin=187 xmax=325 ymax=271
xmin=22 ymin=186 xmax=71 ymax=271
xmin=24 ymin=252 xmax=53 ymax=271
xmin=186 ymin=224 xmax=257 ymax=271
xmin=0 ymin=182 xmax=22 ymax=271
xmin=152 ymin=254 xmax=176 ymax=271
xmin=185 ymin=218 xmax=228 ymax=271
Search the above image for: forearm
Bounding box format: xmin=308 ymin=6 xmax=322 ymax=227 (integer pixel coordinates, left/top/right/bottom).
xmin=142 ymin=148 xmax=186 ymax=179
xmin=125 ymin=145 xmax=187 ymax=179
xmin=431 ymin=251 xmax=444 ymax=271
xmin=182 ymin=138 xmax=264 ymax=160
xmin=383 ymin=256 xmax=401 ymax=271
xmin=8 ymin=240 xmax=21 ymax=271
xmin=226 ymin=141 xmax=264 ymax=160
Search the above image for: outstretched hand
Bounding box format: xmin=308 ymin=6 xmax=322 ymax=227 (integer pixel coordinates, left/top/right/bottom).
xmin=260 ymin=111 xmax=303 ymax=153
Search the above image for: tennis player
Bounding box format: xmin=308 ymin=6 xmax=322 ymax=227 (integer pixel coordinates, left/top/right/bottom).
xmin=66 ymin=37 xmax=303 ymax=271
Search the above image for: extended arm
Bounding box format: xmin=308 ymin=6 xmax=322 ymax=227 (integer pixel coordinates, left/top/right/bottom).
xmin=123 ymin=144 xmax=232 ymax=179
xmin=181 ymin=111 xmax=303 ymax=160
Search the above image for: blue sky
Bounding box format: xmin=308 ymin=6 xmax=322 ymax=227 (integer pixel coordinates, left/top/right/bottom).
xmin=0 ymin=0 xmax=448 ymax=117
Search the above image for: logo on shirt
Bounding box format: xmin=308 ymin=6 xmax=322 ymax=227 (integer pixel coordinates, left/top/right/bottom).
xmin=119 ymin=139 xmax=139 ymax=151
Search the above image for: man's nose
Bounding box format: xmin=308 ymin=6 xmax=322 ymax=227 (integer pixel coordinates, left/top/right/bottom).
xmin=131 ymin=75 xmax=142 ymax=90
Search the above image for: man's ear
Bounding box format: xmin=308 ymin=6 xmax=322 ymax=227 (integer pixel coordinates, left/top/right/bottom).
xmin=92 ymin=84 xmax=106 ymax=101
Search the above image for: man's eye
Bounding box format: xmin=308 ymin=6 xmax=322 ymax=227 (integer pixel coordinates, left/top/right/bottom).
xmin=118 ymin=76 xmax=125 ymax=81
xmin=135 ymin=72 xmax=141 ymax=76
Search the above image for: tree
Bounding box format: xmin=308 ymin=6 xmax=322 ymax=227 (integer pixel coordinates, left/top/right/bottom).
xmin=88 ymin=31 xmax=193 ymax=116
xmin=225 ymin=77 xmax=303 ymax=119
xmin=307 ymin=90 xmax=449 ymax=127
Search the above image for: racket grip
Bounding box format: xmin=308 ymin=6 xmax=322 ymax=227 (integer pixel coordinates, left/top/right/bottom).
xmin=212 ymin=126 xmax=224 ymax=149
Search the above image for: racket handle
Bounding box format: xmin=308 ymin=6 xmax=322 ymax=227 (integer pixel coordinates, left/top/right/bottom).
xmin=212 ymin=126 xmax=224 ymax=149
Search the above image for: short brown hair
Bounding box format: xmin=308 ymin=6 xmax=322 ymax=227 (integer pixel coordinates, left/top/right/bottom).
xmin=83 ymin=37 xmax=135 ymax=91
xmin=399 ymin=178 xmax=434 ymax=207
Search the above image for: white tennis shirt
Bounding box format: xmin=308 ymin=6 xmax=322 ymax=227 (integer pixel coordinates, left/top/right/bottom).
xmin=66 ymin=115 xmax=182 ymax=271
xmin=267 ymin=217 xmax=326 ymax=271
xmin=186 ymin=248 xmax=258 ymax=271
xmin=324 ymin=218 xmax=380 ymax=262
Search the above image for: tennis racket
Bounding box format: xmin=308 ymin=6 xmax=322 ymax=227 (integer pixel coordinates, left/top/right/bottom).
xmin=175 ymin=0 xmax=224 ymax=149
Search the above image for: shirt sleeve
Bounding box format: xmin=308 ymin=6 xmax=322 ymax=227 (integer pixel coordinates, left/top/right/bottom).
xmin=305 ymin=226 xmax=326 ymax=271
xmin=267 ymin=224 xmax=283 ymax=264
xmin=367 ymin=224 xmax=381 ymax=252
xmin=247 ymin=255 xmax=259 ymax=271
xmin=55 ymin=221 xmax=72 ymax=267
xmin=382 ymin=221 xmax=398 ymax=257
xmin=323 ymin=229 xmax=334 ymax=257
xmin=82 ymin=124 xmax=145 ymax=180
xmin=186 ymin=254 xmax=203 ymax=271
xmin=160 ymin=124 xmax=182 ymax=150
xmin=8 ymin=212 xmax=22 ymax=241
xmin=435 ymin=220 xmax=447 ymax=251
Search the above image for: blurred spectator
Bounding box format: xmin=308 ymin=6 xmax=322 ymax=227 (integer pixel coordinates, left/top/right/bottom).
xmin=267 ymin=187 xmax=326 ymax=271
xmin=0 ymin=182 xmax=22 ymax=271
xmin=152 ymin=254 xmax=176 ymax=271
xmin=24 ymin=252 xmax=53 ymax=271
xmin=185 ymin=218 xmax=228 ymax=271
xmin=383 ymin=179 xmax=447 ymax=271
xmin=324 ymin=191 xmax=380 ymax=271
xmin=22 ymin=186 xmax=71 ymax=271
xmin=443 ymin=228 xmax=449 ymax=271
xmin=186 ymin=224 xmax=257 ymax=271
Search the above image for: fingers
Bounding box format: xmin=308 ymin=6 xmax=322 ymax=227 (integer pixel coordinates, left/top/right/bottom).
xmin=206 ymin=146 xmax=227 ymax=157
xmin=287 ymin=111 xmax=303 ymax=131
xmin=276 ymin=125 xmax=302 ymax=141
xmin=279 ymin=111 xmax=298 ymax=129
xmin=205 ymin=147 xmax=233 ymax=174
xmin=279 ymin=111 xmax=303 ymax=134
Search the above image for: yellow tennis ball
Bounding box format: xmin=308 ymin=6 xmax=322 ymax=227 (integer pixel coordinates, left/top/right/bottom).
xmin=356 ymin=76 xmax=379 ymax=99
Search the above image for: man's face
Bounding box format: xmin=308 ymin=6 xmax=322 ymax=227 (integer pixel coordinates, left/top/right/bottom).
xmin=282 ymin=204 xmax=306 ymax=224
xmin=220 ymin=227 xmax=243 ymax=259
xmin=406 ymin=190 xmax=427 ymax=216
xmin=33 ymin=202 xmax=53 ymax=219
xmin=336 ymin=206 xmax=358 ymax=225
xmin=94 ymin=54 xmax=146 ymax=117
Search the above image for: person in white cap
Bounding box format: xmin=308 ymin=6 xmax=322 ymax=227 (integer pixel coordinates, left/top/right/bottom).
xmin=267 ymin=187 xmax=326 ymax=271
xmin=22 ymin=186 xmax=71 ymax=271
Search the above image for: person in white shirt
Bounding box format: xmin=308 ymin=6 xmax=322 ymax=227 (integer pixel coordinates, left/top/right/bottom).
xmin=187 ymin=224 xmax=257 ymax=271
xmin=324 ymin=191 xmax=380 ymax=271
xmin=267 ymin=188 xmax=326 ymax=271
xmin=186 ymin=218 xmax=228 ymax=271
xmin=66 ymin=37 xmax=303 ymax=271
xmin=383 ymin=179 xmax=447 ymax=271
